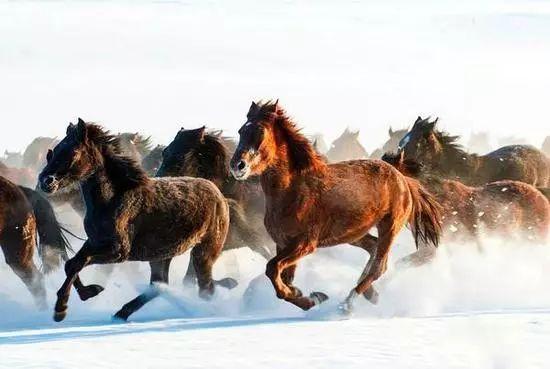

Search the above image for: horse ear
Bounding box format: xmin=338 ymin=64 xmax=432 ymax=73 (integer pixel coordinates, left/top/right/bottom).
xmin=198 ymin=126 xmax=206 ymax=143
xmin=353 ymin=131 xmax=360 ymax=139
xmin=66 ymin=122 xmax=75 ymax=135
xmin=272 ymin=99 xmax=279 ymax=112
xmin=388 ymin=126 xmax=394 ymax=137
xmin=249 ymin=101 xmax=258 ymax=113
xmin=76 ymin=118 xmax=87 ymax=142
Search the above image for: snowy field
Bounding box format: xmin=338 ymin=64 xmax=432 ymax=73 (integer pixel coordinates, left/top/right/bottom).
xmin=1 ymin=0 xmax=549 ymax=368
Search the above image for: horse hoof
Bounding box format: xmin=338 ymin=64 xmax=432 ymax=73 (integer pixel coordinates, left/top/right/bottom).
xmin=215 ymin=278 xmax=238 ymax=290
xmin=182 ymin=277 xmax=197 ymax=287
xmin=78 ymin=284 xmax=105 ymax=301
xmin=363 ymin=287 xmax=379 ymax=305
xmin=53 ymin=309 xmax=67 ymax=322
xmin=112 ymin=312 xmax=129 ymax=322
xmin=337 ymin=302 xmax=353 ymax=316
xmin=310 ymin=292 xmax=329 ymax=306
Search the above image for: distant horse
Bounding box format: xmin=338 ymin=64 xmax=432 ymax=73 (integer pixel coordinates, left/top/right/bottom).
xmin=22 ymin=137 xmax=59 ymax=171
xmin=326 ymin=128 xmax=368 ymax=163
xmin=117 ymin=132 xmax=153 ymax=162
xmin=230 ymin=101 xmax=441 ymax=313
xmin=141 ymin=144 xmax=166 ymax=176
xmin=543 ymin=136 xmax=550 ymax=158
xmin=157 ymin=127 xmax=275 ymax=284
xmin=370 ymin=126 xmax=408 ymax=159
xmin=467 ymin=132 xmax=493 ymax=155
xmin=0 ymin=162 xmax=35 ymax=187
xmin=307 ymin=133 xmax=329 ymax=154
xmin=398 ymin=117 xmax=550 ymax=187
xmin=383 ymin=151 xmax=549 ymax=264
xmin=39 ymin=119 xmax=236 ymax=321
xmin=0 ymin=177 xmax=71 ymax=307
xmin=1 ymin=150 xmax=23 ymax=168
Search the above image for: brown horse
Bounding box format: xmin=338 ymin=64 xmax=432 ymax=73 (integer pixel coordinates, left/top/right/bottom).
xmin=0 ymin=177 xmax=72 ymax=307
xmin=230 ymin=101 xmax=442 ymax=313
xmin=398 ymin=117 xmax=550 ymax=187
xmin=326 ymin=128 xmax=369 ymax=163
xmin=157 ymin=127 xmax=275 ymax=284
xmin=383 ymin=152 xmax=549 ymax=263
xmin=38 ymin=119 xmax=236 ymax=322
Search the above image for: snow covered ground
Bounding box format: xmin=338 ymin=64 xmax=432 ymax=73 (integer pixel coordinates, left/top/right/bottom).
xmin=0 ymin=230 xmax=549 ymax=369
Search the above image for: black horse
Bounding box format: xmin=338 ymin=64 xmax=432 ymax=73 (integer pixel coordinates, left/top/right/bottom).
xmin=157 ymin=127 xmax=275 ymax=284
xmin=39 ymin=119 xmax=236 ymax=321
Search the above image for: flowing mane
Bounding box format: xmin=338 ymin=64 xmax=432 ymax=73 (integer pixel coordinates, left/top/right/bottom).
xmin=84 ymin=124 xmax=150 ymax=190
xmin=191 ymin=131 xmax=233 ymax=181
xmin=257 ymin=101 xmax=326 ymax=174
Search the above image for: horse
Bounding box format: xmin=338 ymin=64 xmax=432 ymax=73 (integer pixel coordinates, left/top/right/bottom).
xmin=326 ymin=128 xmax=369 ymax=163
xmin=307 ymin=133 xmax=329 ymax=154
xmin=141 ymin=144 xmax=166 ymax=176
xmin=398 ymin=117 xmax=550 ymax=187
xmin=383 ymin=151 xmax=549 ymax=264
xmin=38 ymin=119 xmax=236 ymax=322
xmin=370 ymin=126 xmax=408 ymax=159
xmin=467 ymin=131 xmax=493 ymax=155
xmin=0 ymin=162 xmax=36 ymax=187
xmin=0 ymin=176 xmax=72 ymax=307
xmin=229 ymin=100 xmax=442 ymax=313
xmin=156 ymin=127 xmax=275 ymax=284
xmin=1 ymin=150 xmax=23 ymax=168
xmin=117 ymin=132 xmax=153 ymax=163
xmin=22 ymin=137 xmax=59 ymax=172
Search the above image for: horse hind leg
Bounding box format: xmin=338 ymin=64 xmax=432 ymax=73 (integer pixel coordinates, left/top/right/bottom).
xmin=9 ymin=260 xmax=46 ymax=310
xmin=113 ymin=259 xmax=171 ymax=322
xmin=349 ymin=233 xmax=380 ymax=304
xmin=340 ymin=218 xmax=404 ymax=314
xmin=192 ymin=237 xmax=238 ymax=300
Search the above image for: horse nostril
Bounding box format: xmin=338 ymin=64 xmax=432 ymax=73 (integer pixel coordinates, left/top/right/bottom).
xmin=44 ymin=175 xmax=55 ymax=186
xmin=237 ymin=160 xmax=246 ymax=171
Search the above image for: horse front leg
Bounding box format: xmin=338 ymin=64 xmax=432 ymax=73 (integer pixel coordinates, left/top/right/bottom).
xmin=265 ymin=241 xmax=328 ymax=311
xmin=54 ymin=241 xmax=125 ymax=322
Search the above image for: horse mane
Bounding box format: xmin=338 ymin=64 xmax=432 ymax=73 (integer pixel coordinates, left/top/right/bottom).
xmin=257 ymin=101 xmax=326 ymax=174
xmin=381 ymin=152 xmax=424 ymax=177
xmin=84 ymin=124 xmax=150 ymax=190
xmin=189 ymin=131 xmax=232 ymax=181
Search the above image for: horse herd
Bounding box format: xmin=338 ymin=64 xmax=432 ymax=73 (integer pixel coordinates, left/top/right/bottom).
xmin=0 ymin=100 xmax=549 ymax=321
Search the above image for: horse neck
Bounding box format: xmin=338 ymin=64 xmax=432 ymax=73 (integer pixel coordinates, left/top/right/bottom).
xmin=432 ymin=146 xmax=480 ymax=182
xmin=81 ymin=166 xmax=116 ymax=209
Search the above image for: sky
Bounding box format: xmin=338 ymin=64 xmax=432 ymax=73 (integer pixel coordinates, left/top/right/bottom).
xmin=0 ymin=0 xmax=549 ymax=154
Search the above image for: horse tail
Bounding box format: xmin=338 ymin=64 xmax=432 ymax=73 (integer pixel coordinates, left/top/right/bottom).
xmin=537 ymin=187 xmax=550 ymax=202
xmin=18 ymin=186 xmax=73 ymax=273
xmin=404 ymin=177 xmax=442 ymax=249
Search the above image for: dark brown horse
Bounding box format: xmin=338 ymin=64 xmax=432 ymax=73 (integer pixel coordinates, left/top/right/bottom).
xmin=326 ymin=128 xmax=369 ymax=163
xmin=230 ymin=101 xmax=442 ymax=313
xmin=398 ymin=117 xmax=550 ymax=187
xmin=157 ymin=127 xmax=275 ymax=284
xmin=39 ymin=119 xmax=236 ymax=322
xmin=142 ymin=144 xmax=166 ymax=176
xmin=0 ymin=177 xmax=71 ymax=307
xmin=383 ymin=152 xmax=549 ymax=264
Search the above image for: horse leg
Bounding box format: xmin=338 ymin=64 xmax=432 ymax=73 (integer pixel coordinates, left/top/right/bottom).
xmin=182 ymin=255 xmax=197 ymax=286
xmin=113 ymin=259 xmax=171 ymax=321
xmin=266 ymin=241 xmax=327 ymax=311
xmin=350 ymin=234 xmax=380 ymax=303
xmin=54 ymin=242 xmax=123 ymax=322
xmin=340 ymin=218 xmax=403 ymax=314
xmin=8 ymin=261 xmax=46 ymax=310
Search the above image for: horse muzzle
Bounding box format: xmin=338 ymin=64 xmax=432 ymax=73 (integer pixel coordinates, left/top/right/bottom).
xmin=230 ymin=159 xmax=251 ymax=181
xmin=39 ymin=174 xmax=59 ymax=194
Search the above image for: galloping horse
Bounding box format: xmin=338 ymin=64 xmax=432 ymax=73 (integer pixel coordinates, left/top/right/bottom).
xmin=383 ymin=152 xmax=549 ymax=264
xmin=157 ymin=127 xmax=275 ymax=284
xmin=398 ymin=117 xmax=549 ymax=187
xmin=230 ymin=101 xmax=442 ymax=313
xmin=0 ymin=177 xmax=71 ymax=307
xmin=39 ymin=119 xmax=236 ymax=321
